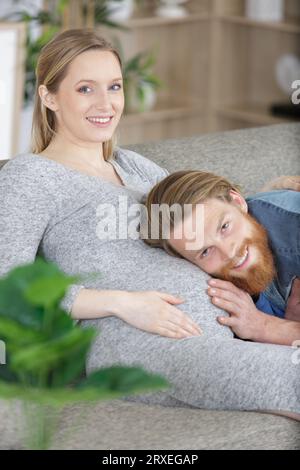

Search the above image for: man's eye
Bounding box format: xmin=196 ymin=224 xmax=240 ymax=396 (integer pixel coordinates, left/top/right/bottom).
xmin=200 ymin=248 xmax=210 ymax=258
xmin=78 ymin=86 xmax=92 ymax=94
xmin=111 ymin=83 xmax=122 ymax=91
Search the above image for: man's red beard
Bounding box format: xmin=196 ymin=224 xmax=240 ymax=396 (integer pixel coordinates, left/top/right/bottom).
xmin=213 ymin=212 xmax=277 ymax=296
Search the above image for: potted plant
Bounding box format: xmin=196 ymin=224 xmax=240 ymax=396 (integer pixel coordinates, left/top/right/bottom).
xmin=123 ymin=50 xmax=163 ymax=113
xmin=155 ymin=0 xmax=189 ymax=18
xmin=105 ymin=0 xmax=147 ymax=22
xmin=2 ymin=0 xmax=131 ymax=105
xmin=1 ymin=0 xmax=70 ymax=153
xmin=106 ymin=0 xmax=135 ymax=21
xmin=0 ymin=257 xmax=169 ymax=449
xmin=1 ymin=0 xmax=130 ymax=152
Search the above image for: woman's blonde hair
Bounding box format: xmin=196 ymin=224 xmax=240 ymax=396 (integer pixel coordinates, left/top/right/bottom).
xmin=144 ymin=170 xmax=242 ymax=256
xmin=31 ymin=28 xmax=122 ymax=159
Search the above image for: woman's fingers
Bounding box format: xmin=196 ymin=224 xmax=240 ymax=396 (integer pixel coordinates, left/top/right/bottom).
xmin=284 ymin=176 xmax=300 ymax=191
xmin=162 ymin=321 xmax=199 ymax=338
xmin=120 ymin=291 xmax=203 ymax=339
xmin=275 ymin=176 xmax=300 ymax=191
xmin=167 ymin=305 xmax=203 ymax=336
xmin=261 ymin=175 xmax=300 ymax=192
xmin=159 ymin=325 xmax=197 ymax=339
xmin=156 ymin=291 xmax=184 ymax=304
xmin=156 ymin=291 xmax=203 ymax=336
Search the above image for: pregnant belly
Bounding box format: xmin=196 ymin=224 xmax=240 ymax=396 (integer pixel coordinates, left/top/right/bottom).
xmin=79 ymin=240 xmax=233 ymax=339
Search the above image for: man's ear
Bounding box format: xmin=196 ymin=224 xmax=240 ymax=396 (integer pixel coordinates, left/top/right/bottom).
xmin=38 ymin=85 xmax=58 ymax=112
xmin=229 ymin=189 xmax=248 ymax=213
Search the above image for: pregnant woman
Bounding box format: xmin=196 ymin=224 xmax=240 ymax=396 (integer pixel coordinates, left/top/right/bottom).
xmin=0 ymin=29 xmax=299 ymax=419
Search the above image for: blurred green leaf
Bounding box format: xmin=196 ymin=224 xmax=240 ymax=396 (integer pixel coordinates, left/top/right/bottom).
xmin=0 ymin=365 xmax=169 ymax=406
xmin=56 ymin=0 xmax=70 ymax=15
xmin=0 ymin=258 xmax=78 ymax=331
xmin=78 ymin=365 xmax=169 ymax=395
xmin=25 ymin=275 xmax=76 ymax=309
xmin=11 ymin=328 xmax=95 ymax=376
xmin=0 ymin=317 xmax=46 ymax=349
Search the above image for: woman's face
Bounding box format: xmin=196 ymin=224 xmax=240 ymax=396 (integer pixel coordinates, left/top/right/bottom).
xmin=45 ymin=49 xmax=124 ymax=146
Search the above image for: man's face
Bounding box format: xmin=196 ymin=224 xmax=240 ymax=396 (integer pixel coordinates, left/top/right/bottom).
xmin=169 ymin=192 xmax=276 ymax=295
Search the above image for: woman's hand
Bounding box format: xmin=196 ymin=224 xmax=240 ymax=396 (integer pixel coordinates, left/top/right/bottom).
xmin=115 ymin=290 xmax=203 ymax=339
xmin=206 ymin=278 xmax=268 ymax=340
xmin=260 ymin=175 xmax=300 ymax=193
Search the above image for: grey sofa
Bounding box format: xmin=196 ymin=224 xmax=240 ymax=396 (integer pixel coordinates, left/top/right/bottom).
xmin=0 ymin=122 xmax=300 ymax=450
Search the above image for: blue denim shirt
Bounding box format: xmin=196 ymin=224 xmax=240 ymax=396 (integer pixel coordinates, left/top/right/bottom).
xmin=246 ymin=190 xmax=300 ymax=313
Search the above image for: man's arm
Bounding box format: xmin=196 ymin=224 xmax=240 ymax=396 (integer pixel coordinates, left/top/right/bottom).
xmin=207 ymin=278 xmax=300 ymax=346
xmin=253 ymin=314 xmax=300 ymax=346
xmin=285 ymin=277 xmax=300 ymax=322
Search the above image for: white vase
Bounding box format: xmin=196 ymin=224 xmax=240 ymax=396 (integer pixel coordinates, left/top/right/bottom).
xmin=156 ymin=0 xmax=189 ymax=19
xmin=106 ymin=0 xmax=134 ymax=22
xmin=245 ymin=0 xmax=284 ymax=22
xmin=275 ymin=54 xmax=300 ymax=96
xmin=126 ymin=82 xmax=157 ymax=113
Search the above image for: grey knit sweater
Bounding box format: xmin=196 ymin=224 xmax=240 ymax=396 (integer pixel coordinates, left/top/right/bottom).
xmin=0 ymin=149 xmax=299 ymax=413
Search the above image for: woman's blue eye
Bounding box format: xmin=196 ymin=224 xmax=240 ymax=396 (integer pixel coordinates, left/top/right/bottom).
xmin=221 ymin=222 xmax=229 ymax=231
xmin=111 ymin=83 xmax=122 ymax=91
xmin=78 ymin=86 xmax=92 ymax=94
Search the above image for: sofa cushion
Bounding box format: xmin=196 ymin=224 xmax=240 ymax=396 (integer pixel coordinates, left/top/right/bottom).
xmin=0 ymin=399 xmax=299 ymax=450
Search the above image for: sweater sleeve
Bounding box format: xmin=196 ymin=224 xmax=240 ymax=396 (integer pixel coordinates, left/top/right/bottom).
xmin=118 ymin=148 xmax=169 ymax=186
xmin=0 ymin=160 xmax=84 ymax=314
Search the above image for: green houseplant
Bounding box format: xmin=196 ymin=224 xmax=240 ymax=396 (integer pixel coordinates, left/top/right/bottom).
xmin=3 ymin=0 xmax=130 ymax=104
xmin=3 ymin=0 xmax=70 ymax=103
xmin=0 ymin=257 xmax=169 ymax=449
xmin=3 ymin=1 xmax=162 ymax=110
xmin=123 ymin=50 xmax=163 ymax=113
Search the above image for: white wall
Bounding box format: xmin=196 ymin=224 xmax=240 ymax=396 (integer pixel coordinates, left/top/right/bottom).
xmin=0 ymin=0 xmax=43 ymax=18
xmin=0 ymin=0 xmax=43 ymax=157
xmin=0 ymin=27 xmax=18 ymax=158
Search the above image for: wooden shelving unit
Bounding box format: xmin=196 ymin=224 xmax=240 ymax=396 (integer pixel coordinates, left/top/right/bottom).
xmin=124 ymin=11 xmax=211 ymax=28
xmin=215 ymin=103 xmax=287 ymax=125
xmin=218 ymin=14 xmax=300 ymax=34
xmin=209 ymin=0 xmax=300 ymax=135
xmin=66 ymin=0 xmax=300 ymax=144
xmin=99 ymin=0 xmax=213 ymax=144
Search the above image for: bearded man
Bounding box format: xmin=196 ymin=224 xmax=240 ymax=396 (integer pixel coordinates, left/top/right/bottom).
xmin=143 ymin=170 xmax=300 ymax=345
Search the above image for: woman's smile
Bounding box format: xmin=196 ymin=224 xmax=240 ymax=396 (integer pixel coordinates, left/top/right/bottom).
xmin=86 ymin=115 xmax=114 ymax=128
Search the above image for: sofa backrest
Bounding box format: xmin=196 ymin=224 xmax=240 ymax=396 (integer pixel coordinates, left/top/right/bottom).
xmin=1 ymin=123 xmax=299 ymax=196
xmin=127 ymin=123 xmax=300 ymax=196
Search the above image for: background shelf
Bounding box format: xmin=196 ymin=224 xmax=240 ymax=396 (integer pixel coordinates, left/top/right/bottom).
xmin=65 ymin=0 xmax=300 ymax=144
xmin=218 ymin=15 xmax=300 ymax=34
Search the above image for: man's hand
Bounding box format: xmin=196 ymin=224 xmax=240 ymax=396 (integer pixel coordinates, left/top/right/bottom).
xmin=286 ymin=277 xmax=300 ymax=322
xmin=261 ymin=175 xmax=300 ymax=193
xmin=207 ymin=278 xmax=269 ymax=340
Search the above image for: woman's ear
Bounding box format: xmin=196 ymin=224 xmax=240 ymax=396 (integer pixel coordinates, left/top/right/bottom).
xmin=38 ymin=85 xmax=58 ymax=112
xmin=229 ymin=189 xmax=248 ymax=213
